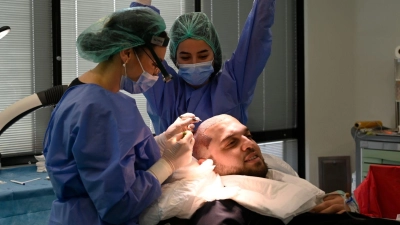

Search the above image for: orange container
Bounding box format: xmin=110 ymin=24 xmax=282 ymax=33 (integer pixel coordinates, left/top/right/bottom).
xmin=354 ymin=121 xmax=383 ymax=129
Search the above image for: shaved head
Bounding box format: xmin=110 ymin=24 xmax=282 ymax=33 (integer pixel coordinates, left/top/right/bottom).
xmin=193 ymin=114 xmax=230 ymax=159
xmin=193 ymin=114 xmax=268 ymax=177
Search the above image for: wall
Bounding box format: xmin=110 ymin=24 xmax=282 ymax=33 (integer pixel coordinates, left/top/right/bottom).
xmin=304 ymin=0 xmax=400 ymax=186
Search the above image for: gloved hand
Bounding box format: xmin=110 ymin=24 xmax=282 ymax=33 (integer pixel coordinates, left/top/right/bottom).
xmin=155 ymin=113 xmax=200 ymax=154
xmin=148 ymin=131 xmax=195 ymax=184
xmin=162 ymin=130 xmax=195 ymax=171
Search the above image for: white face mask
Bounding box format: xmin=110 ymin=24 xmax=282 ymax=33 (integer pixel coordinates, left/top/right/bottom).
xmin=120 ymin=51 xmax=159 ymax=94
xmin=132 ymin=70 xmax=159 ymax=94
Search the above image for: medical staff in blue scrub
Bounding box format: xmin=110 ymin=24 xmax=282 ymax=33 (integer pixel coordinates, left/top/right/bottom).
xmin=124 ymin=0 xmax=275 ymax=135
xmin=43 ymin=7 xmax=198 ymax=225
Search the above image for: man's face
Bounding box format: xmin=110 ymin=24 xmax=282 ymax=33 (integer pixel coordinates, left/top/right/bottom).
xmin=204 ymin=117 xmax=268 ymax=177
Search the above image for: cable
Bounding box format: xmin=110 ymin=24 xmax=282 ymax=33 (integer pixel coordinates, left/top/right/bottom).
xmin=343 ymin=193 xmax=365 ymax=221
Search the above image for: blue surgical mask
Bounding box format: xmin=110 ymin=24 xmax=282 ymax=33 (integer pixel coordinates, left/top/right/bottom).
xmin=120 ymin=52 xmax=159 ymax=94
xmin=178 ymin=60 xmax=214 ymax=86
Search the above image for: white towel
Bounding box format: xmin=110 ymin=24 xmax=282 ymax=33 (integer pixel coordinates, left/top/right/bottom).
xmin=34 ymin=155 xmax=47 ymax=173
xmin=139 ymin=159 xmax=325 ymax=225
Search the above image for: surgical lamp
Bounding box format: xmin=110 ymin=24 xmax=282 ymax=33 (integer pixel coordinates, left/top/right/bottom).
xmin=0 ymin=26 xmax=11 ymax=40
xmin=0 ymin=85 xmax=68 ymax=136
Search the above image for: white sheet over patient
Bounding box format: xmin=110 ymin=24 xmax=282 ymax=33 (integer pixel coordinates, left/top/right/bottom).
xmin=222 ymin=170 xmax=325 ymax=224
xmin=139 ymin=158 xmax=220 ymax=225
xmin=139 ymin=158 xmax=325 ymax=225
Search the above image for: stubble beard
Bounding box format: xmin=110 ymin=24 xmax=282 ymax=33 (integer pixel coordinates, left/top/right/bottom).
xmin=212 ymin=157 xmax=269 ymax=178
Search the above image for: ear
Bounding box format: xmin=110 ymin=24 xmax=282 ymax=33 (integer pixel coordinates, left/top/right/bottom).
xmin=120 ymin=49 xmax=133 ymax=64
xmin=197 ymin=158 xmax=207 ymax=165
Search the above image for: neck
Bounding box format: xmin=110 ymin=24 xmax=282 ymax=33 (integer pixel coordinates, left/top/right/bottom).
xmin=79 ymin=61 xmax=122 ymax=93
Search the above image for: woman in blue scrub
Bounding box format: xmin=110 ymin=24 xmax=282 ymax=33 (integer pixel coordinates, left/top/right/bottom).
xmin=43 ymin=8 xmax=198 ymax=225
xmin=125 ymin=0 xmax=276 ymax=135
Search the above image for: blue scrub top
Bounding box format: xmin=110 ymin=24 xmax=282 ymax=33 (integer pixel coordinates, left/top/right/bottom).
xmin=43 ymin=84 xmax=161 ymax=225
xmin=126 ymin=0 xmax=275 ymax=135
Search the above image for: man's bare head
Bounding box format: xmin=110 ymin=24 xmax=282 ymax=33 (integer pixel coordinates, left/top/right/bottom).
xmin=193 ymin=114 xmax=268 ymax=177
xmin=193 ymin=114 xmax=227 ymax=159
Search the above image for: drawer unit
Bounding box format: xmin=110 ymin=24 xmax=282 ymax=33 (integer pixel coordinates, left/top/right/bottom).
xmin=352 ymin=127 xmax=400 ymax=187
xmin=361 ymin=148 xmax=400 ymax=181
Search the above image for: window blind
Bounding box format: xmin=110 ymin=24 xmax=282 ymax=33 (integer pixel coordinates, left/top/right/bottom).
xmin=60 ymin=0 xmax=192 ymax=133
xmin=258 ymin=139 xmax=298 ymax=172
xmin=201 ymin=0 xmax=298 ymax=169
xmin=0 ymin=0 xmax=52 ymax=155
xmin=201 ymin=0 xmax=297 ymax=132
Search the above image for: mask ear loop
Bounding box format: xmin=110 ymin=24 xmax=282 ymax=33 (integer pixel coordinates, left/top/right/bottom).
xmin=134 ymin=50 xmax=145 ymax=72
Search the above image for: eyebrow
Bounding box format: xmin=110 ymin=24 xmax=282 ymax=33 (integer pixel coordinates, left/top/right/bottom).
xmin=179 ymin=49 xmax=210 ymax=55
xmin=220 ymin=134 xmax=234 ymax=146
xmin=220 ymin=128 xmax=250 ymax=144
xmin=197 ymin=50 xmax=209 ymax=54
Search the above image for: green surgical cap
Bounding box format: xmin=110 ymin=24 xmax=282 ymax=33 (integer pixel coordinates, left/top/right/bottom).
xmin=169 ymin=12 xmax=222 ymax=73
xmin=77 ymin=7 xmax=166 ymax=63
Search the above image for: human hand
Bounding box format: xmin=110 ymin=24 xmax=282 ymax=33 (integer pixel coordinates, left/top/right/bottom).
xmin=162 ymin=131 xmax=195 ymax=171
xmin=136 ymin=0 xmax=151 ymax=5
xmin=155 ymin=113 xmax=200 ymax=154
xmin=310 ymin=193 xmax=350 ymax=214
xmin=165 ymin=113 xmax=201 ymax=140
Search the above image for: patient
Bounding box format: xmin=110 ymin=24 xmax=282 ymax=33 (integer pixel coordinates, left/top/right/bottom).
xmin=188 ymin=114 xmax=399 ymax=225
xmin=141 ymin=115 xmax=399 ymax=225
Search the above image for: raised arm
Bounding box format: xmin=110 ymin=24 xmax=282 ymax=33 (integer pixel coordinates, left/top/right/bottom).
xmin=222 ymin=0 xmax=275 ymax=106
xmin=130 ymin=0 xmax=160 ymax=14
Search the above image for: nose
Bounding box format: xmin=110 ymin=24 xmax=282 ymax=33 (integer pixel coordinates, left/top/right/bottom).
xmin=240 ymin=135 xmax=253 ymax=152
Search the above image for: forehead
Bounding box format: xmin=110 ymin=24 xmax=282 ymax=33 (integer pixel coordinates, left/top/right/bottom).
xmin=205 ymin=117 xmax=247 ymax=143
xmin=153 ymin=46 xmax=167 ymax=60
xmin=177 ymin=38 xmax=212 ymax=53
